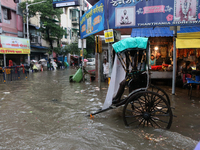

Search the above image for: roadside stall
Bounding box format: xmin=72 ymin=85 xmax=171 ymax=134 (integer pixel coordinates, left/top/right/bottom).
xmin=131 ymin=27 xmax=174 ymax=80
xmin=149 ymin=37 xmax=173 ymax=79
xmin=176 ymin=31 xmax=200 ymax=87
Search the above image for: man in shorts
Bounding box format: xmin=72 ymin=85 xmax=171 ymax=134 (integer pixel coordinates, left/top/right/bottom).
xmin=103 ymin=58 xmax=109 ymax=82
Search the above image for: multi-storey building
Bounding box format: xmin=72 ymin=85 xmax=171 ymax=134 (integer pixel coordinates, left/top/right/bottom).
xmin=0 ymin=0 xmax=25 ymax=66
xmin=60 ymin=1 xmax=89 ymax=46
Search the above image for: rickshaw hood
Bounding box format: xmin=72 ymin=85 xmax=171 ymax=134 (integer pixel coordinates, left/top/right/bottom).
xmin=112 ymin=37 xmax=148 ymax=53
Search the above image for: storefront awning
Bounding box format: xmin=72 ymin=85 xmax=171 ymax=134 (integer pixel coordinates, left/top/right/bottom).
xmin=176 ymin=38 xmax=200 ymax=48
xmin=31 ymin=45 xmax=47 ymax=49
xmin=131 ymin=26 xmax=200 ymax=38
xmin=131 ymin=26 xmax=200 ymax=48
xmin=176 ymin=31 xmax=200 ymax=48
xmin=176 ymin=26 xmax=200 ymax=48
xmin=131 ymin=27 xmax=173 ymax=37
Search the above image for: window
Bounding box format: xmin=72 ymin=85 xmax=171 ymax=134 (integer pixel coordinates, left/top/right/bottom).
xmin=2 ymin=7 xmax=11 ymax=20
xmin=70 ymin=9 xmax=79 ymax=21
xmin=30 ymin=34 xmax=38 ymax=43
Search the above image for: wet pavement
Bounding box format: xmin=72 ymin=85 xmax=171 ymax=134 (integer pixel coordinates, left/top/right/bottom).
xmin=0 ymin=68 xmax=199 ymax=149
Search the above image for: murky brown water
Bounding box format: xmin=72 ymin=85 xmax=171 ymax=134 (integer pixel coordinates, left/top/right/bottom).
xmin=0 ymin=68 xmax=199 ymax=149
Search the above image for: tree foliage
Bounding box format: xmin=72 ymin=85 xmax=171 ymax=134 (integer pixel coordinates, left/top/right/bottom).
xmin=85 ymin=35 xmax=95 ymax=58
xmin=20 ymin=0 xmax=65 ymax=51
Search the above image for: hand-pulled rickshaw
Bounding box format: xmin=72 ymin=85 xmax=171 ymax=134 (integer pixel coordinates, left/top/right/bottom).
xmin=88 ymin=37 xmax=173 ymax=129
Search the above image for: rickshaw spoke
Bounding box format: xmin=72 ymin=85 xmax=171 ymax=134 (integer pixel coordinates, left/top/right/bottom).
xmin=150 ymin=118 xmax=161 ymax=128
xmin=147 ymin=120 xmax=149 ymax=127
xmin=143 ymin=120 xmax=146 ymax=128
xmin=152 ymin=104 xmax=167 ymax=112
xmin=128 ymin=103 xmax=143 ymax=113
xmin=149 ymin=119 xmax=154 ymax=127
xmin=132 ymin=106 xmax=143 ymax=113
xmin=137 ymin=98 xmax=146 ymax=104
xmin=137 ymin=118 xmax=144 ymax=127
xmin=151 ymin=106 xmax=168 ymax=114
xmin=151 ymin=117 xmax=169 ymax=124
xmin=150 ymin=99 xmax=163 ymax=111
xmin=137 ymin=100 xmax=145 ymax=112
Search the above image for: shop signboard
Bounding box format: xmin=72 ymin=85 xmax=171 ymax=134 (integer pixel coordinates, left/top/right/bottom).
xmin=106 ymin=0 xmax=200 ymax=29
xmin=53 ymin=0 xmax=79 ymax=8
xmin=80 ymin=0 xmax=105 ymax=39
xmin=104 ymin=29 xmax=114 ymax=43
xmin=0 ymin=36 xmax=30 ymax=54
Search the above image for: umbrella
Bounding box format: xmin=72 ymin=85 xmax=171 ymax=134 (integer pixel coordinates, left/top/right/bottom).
xmin=31 ymin=60 xmax=37 ymax=63
xmin=84 ymin=59 xmax=88 ymax=62
xmin=39 ymin=59 xmax=46 ymax=62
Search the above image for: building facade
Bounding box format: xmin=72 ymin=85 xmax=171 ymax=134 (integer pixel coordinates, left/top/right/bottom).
xmin=0 ymin=0 xmax=26 ymax=67
xmin=60 ymin=2 xmax=89 ymax=45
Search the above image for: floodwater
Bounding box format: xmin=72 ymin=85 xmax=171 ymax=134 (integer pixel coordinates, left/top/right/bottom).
xmin=0 ymin=68 xmax=199 ymax=150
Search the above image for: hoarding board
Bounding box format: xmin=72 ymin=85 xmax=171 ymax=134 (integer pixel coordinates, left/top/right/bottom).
xmin=53 ymin=0 xmax=79 ymax=8
xmin=80 ymin=0 xmax=105 ymax=39
xmin=106 ymin=0 xmax=200 ymax=29
xmin=0 ymin=36 xmax=30 ymax=54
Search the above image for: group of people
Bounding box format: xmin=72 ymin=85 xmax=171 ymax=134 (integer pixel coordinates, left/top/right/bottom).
xmin=47 ymin=58 xmax=58 ymax=70
xmin=150 ymin=52 xmax=172 ymax=66
xmin=150 ymin=53 xmax=163 ymax=66
xmin=181 ymin=61 xmax=200 ymax=84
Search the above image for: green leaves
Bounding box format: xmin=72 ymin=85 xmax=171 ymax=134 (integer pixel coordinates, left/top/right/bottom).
xmin=19 ymin=0 xmax=65 ymax=51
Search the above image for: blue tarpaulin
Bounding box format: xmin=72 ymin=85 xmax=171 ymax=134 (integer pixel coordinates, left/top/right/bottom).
xmin=131 ymin=26 xmax=200 ymax=37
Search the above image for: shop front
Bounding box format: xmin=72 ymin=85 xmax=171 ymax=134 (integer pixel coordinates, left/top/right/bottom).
xmin=149 ymin=37 xmax=173 ymax=79
xmin=131 ymin=27 xmax=174 ymax=80
xmin=30 ymin=45 xmax=48 ymax=61
xmin=0 ymin=35 xmax=30 ymax=67
xmin=176 ymin=31 xmax=200 ymax=86
xmin=131 ymin=26 xmax=200 ymax=82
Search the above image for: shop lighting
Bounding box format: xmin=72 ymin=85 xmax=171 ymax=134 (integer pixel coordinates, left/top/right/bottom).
xmin=154 ymin=46 xmax=158 ymax=50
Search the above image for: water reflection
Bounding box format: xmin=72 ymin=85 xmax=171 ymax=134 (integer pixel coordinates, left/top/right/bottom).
xmin=0 ymin=69 xmax=198 ymax=149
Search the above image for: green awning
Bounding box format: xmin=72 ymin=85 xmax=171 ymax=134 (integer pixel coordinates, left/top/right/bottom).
xmin=112 ymin=37 xmax=148 ymax=53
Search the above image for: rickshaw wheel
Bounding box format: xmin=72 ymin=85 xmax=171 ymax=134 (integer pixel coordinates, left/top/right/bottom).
xmin=149 ymin=84 xmax=171 ymax=106
xmin=123 ymin=91 xmax=173 ymax=129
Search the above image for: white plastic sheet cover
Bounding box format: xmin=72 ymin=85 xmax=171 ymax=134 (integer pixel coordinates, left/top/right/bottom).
xmin=102 ymin=54 xmax=126 ymax=109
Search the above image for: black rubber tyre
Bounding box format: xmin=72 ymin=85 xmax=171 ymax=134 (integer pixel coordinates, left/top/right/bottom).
xmin=149 ymin=84 xmax=171 ymax=106
xmin=123 ymin=91 xmax=173 ymax=129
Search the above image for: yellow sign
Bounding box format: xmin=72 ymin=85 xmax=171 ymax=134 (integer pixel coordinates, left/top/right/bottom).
xmin=104 ymin=29 xmax=114 ymax=43
xmin=80 ymin=50 xmax=83 ymax=56
xmin=95 ymin=36 xmax=102 ymax=53
xmin=0 ymin=48 xmax=30 ymax=54
xmin=105 ymin=38 xmax=114 ymax=43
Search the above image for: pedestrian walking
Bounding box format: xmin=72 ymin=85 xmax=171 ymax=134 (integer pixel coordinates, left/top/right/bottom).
xmin=103 ymin=58 xmax=109 ymax=83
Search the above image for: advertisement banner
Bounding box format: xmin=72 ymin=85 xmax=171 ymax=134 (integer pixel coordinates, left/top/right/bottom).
xmin=0 ymin=48 xmax=30 ymax=54
xmin=0 ymin=36 xmax=30 ymax=54
xmin=53 ymin=0 xmax=79 ymax=8
xmin=105 ymin=0 xmax=200 ymax=29
xmin=80 ymin=0 xmax=105 ymax=39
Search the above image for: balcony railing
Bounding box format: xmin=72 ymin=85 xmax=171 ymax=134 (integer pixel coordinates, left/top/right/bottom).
xmin=72 ymin=17 xmax=79 ymax=24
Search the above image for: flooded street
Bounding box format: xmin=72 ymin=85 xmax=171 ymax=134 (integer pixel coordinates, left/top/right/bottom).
xmin=0 ymin=68 xmax=199 ymax=149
